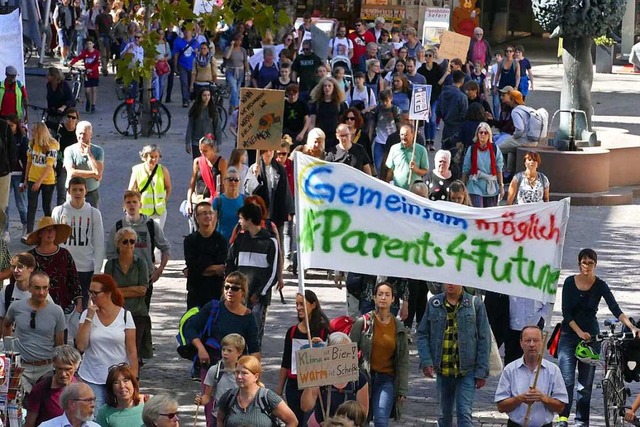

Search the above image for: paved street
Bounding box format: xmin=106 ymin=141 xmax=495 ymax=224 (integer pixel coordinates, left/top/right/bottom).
xmin=5 ymin=56 xmax=640 ymax=426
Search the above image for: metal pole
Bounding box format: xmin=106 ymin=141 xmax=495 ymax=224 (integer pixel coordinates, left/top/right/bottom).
xmin=39 ymin=0 xmax=52 ymax=66
xmin=569 ymin=109 xmax=576 ymax=151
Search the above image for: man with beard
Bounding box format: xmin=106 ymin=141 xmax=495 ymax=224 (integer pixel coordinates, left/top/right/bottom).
xmin=40 ymin=382 xmax=100 ymax=427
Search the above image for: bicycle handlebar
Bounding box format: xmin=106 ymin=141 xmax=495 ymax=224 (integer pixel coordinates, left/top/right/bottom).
xmin=590 ymin=331 xmax=635 ymax=343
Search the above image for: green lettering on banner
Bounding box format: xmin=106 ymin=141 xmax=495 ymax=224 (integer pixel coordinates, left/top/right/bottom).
xmin=300 ymin=207 xmax=559 ymax=296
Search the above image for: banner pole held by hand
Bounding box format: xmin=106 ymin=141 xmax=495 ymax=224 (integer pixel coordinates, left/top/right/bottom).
xmin=193 ymin=403 xmax=200 ymax=427
xmin=407 ymin=120 xmax=419 ymax=185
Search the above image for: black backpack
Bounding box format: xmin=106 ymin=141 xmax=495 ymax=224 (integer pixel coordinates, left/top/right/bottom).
xmin=221 ymin=387 xmax=284 ymax=427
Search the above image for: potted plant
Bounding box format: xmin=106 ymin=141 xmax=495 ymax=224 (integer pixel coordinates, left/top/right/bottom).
xmin=594 ymin=35 xmax=616 ymax=73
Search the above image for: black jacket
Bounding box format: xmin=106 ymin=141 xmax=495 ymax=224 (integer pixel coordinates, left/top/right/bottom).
xmin=0 ymin=120 xmax=16 ymax=177
xmin=251 ymin=158 xmax=293 ymax=226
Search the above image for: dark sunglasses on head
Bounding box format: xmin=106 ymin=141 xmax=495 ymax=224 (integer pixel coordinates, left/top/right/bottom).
xmin=224 ymin=284 xmax=242 ymax=292
xmin=30 ymin=310 xmax=36 ymax=329
xmin=109 ymin=362 xmax=129 ymax=372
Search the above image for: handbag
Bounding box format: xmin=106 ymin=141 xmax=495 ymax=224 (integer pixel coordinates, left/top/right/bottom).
xmin=155 ymin=60 xmax=170 ymax=76
xmin=547 ymin=322 xmax=562 ymax=358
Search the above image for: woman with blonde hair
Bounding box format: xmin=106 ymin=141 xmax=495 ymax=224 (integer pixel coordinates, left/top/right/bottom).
xmin=309 ymin=77 xmax=347 ymax=153
xmin=461 ymin=122 xmax=505 ymax=208
xmin=217 ymin=355 xmax=297 ymax=426
xmin=25 ymin=123 xmax=59 ymax=232
xmin=128 ymin=144 xmax=172 ymax=229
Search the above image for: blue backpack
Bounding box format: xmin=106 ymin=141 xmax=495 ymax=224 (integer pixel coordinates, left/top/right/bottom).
xmin=176 ymin=299 xmax=221 ymax=361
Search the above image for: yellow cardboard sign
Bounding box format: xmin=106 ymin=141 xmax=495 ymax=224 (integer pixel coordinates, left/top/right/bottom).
xmin=295 ymin=343 xmax=359 ymax=389
xmin=237 ymin=88 xmax=285 ymax=151
xmin=438 ymin=30 xmax=471 ymax=61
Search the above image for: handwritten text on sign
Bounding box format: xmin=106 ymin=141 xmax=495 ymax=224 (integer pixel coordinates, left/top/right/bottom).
xmin=296 ymin=343 xmax=359 ymax=389
xmin=438 ymin=30 xmax=471 ymax=61
xmin=237 ymin=88 xmax=285 ymax=151
xmin=293 ymin=153 xmax=570 ymax=303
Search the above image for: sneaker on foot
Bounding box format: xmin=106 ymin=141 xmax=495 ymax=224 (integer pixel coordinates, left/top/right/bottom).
xmin=2 ymin=231 xmax=9 ymax=243
xmin=182 ymin=102 xmax=189 ymax=108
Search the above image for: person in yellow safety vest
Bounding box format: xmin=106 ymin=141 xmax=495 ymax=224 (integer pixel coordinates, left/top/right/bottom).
xmin=127 ymin=144 xmax=172 ymax=230
xmin=0 ymin=66 xmax=28 ymax=121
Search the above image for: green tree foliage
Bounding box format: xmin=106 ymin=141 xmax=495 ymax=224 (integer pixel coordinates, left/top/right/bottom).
xmin=532 ymin=0 xmax=626 ymax=38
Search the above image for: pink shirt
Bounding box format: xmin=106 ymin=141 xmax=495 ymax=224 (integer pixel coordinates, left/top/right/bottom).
xmin=471 ymin=41 xmax=488 ymax=66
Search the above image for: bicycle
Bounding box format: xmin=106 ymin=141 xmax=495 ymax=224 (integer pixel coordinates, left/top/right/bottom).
xmin=210 ymin=84 xmax=229 ymax=130
xmin=589 ymin=319 xmax=636 ymax=427
xmin=113 ymin=85 xmax=171 ymax=139
xmin=67 ymin=67 xmax=87 ymax=103
xmin=23 ymin=35 xmax=36 ymax=64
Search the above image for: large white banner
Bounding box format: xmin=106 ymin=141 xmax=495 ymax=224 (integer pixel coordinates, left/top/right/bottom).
xmin=294 ymin=153 xmax=570 ymax=303
xmin=0 ymin=10 xmax=25 ymax=87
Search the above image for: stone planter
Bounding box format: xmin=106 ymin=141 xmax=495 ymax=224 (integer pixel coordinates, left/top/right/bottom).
xmin=595 ymin=44 xmax=614 ymax=73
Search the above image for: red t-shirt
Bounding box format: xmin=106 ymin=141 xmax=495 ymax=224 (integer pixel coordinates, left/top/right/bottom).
xmin=0 ymin=81 xmax=27 ymax=117
xmin=348 ymin=30 xmax=375 ymax=65
xmin=25 ymin=374 xmax=78 ymax=425
xmin=70 ymin=49 xmax=100 ymax=79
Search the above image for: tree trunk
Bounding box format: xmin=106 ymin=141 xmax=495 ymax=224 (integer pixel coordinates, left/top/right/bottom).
xmin=557 ymin=36 xmax=596 ymax=149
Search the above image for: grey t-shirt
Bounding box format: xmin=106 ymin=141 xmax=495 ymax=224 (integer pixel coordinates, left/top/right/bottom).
xmin=219 ymin=387 xmax=282 ymax=427
xmin=5 ymin=299 xmax=66 ymax=361
xmin=63 ymin=143 xmax=105 ymax=192
xmin=203 ymin=363 xmax=238 ymax=415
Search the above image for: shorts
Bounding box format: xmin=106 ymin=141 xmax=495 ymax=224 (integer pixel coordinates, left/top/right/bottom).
xmin=85 ymin=77 xmax=99 ymax=87
xmin=57 ymin=28 xmax=71 ymax=47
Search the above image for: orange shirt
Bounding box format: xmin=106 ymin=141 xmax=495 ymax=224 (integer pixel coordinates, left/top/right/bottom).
xmin=370 ymin=315 xmax=396 ymax=375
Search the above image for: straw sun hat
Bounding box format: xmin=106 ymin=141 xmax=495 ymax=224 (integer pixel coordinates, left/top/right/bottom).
xmin=23 ymin=217 xmax=72 ymax=246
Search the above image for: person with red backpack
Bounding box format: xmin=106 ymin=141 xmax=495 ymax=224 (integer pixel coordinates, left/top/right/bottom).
xmin=275 ymin=290 xmax=330 ymax=425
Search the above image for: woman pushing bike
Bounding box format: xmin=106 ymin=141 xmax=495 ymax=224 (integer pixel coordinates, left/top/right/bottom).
xmin=557 ymin=248 xmax=640 ymax=427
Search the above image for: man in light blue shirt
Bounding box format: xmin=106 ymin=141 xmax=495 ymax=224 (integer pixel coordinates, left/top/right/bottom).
xmin=385 ymin=124 xmax=429 ymax=190
xmin=495 ymin=326 xmax=568 ymax=427
xmin=39 ymin=382 xmax=100 ymax=427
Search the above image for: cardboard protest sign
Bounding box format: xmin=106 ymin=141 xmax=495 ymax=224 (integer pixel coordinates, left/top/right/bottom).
xmin=295 ymin=343 xmax=359 ymax=389
xmin=422 ymin=8 xmax=450 ymax=46
xmin=409 ymin=84 xmax=432 ymax=121
xmin=293 ymin=153 xmax=571 ymax=303
xmin=237 ymin=88 xmax=285 ymax=151
xmin=438 ymin=30 xmax=471 ymax=60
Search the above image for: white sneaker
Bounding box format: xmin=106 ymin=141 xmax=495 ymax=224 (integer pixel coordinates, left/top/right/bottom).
xmin=2 ymin=231 xmax=9 ymax=243
xmin=22 ymin=224 xmax=28 ymax=236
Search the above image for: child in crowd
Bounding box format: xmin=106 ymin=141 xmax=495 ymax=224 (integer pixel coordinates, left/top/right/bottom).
xmin=449 ymin=179 xmax=472 ymax=206
xmin=332 ymin=66 xmax=349 ymax=93
xmin=195 ymin=333 xmax=246 ymax=427
xmin=69 ymin=38 xmax=101 ymax=113
xmin=470 ymin=60 xmax=488 ymax=100
xmin=489 ymin=52 xmax=503 ymax=116
xmin=372 ymin=88 xmax=401 ymax=175
xmin=515 ymin=45 xmax=533 ymax=99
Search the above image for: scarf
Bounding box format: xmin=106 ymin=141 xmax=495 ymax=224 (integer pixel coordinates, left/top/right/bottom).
xmin=470 ymin=141 xmax=497 ymax=176
xmin=198 ymin=154 xmax=217 ymax=196
xmin=195 ymin=52 xmax=213 ymax=68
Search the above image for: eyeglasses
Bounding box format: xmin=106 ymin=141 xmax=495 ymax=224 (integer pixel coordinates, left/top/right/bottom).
xmin=88 ymin=290 xmax=104 ymax=297
xmin=159 ymin=412 xmax=179 ymax=421
xmin=109 ymin=362 xmax=129 ymax=372
xmin=30 ymin=310 xmax=36 ymax=329
xmin=120 ymin=239 xmax=136 ymax=245
xmin=226 ymin=177 xmax=240 ymax=182
xmin=276 ymin=152 xmax=288 ymax=157
xmin=224 ymin=284 xmax=242 ymax=292
xmin=345 ymin=116 xmax=356 ymax=121
xmin=478 ymin=131 xmax=489 ymax=135
xmin=73 ymin=397 xmax=97 ymax=403
xmin=66 ymin=115 xmax=78 ymax=119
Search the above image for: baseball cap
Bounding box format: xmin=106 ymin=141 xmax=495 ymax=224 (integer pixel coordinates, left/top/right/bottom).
xmin=5 ymin=66 xmax=17 ymax=76
xmin=498 ymin=85 xmax=515 ymax=93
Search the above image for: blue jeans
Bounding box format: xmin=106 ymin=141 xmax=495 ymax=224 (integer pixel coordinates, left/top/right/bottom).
xmin=426 ymin=100 xmax=438 ymax=142
xmin=371 ymin=372 xmax=395 ymax=427
xmin=469 ymin=194 xmax=498 ymax=208
xmin=251 ymin=301 xmax=268 ymax=349
xmin=7 ymin=175 xmax=27 ymax=230
xmin=178 ymin=64 xmax=193 ymax=104
xmin=492 ymin=93 xmax=501 ymax=118
xmin=436 ymin=371 xmax=476 ymax=427
xmin=374 ymin=143 xmax=386 ymax=178
xmin=83 ymin=380 xmax=107 ymax=413
xmin=558 ymin=331 xmax=596 ymax=425
xmin=225 ymin=69 xmax=244 ymax=110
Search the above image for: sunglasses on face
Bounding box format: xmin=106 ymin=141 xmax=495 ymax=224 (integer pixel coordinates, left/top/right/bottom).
xmin=159 ymin=412 xmax=179 ymax=421
xmin=224 ymin=284 xmax=242 ymax=292
xmin=226 ymin=177 xmax=240 ymax=182
xmin=120 ymin=239 xmax=136 ymax=245
xmin=345 ymin=116 xmax=356 ymax=121
xmin=478 ymin=130 xmax=489 ymax=135
xmin=67 ymin=115 xmax=78 ymax=119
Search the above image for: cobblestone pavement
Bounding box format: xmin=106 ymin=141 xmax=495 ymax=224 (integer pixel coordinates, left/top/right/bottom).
xmin=5 ymin=60 xmax=640 ymax=426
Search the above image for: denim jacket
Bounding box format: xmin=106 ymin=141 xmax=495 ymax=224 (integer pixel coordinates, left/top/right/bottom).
xmin=416 ymin=292 xmax=491 ymax=379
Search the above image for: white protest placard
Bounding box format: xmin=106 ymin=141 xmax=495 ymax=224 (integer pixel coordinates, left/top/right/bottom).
xmin=409 ymin=84 xmax=432 ymax=121
xmin=295 ymin=343 xmax=359 ymax=389
xmin=0 ymin=10 xmax=25 ymax=86
xmin=422 ymin=7 xmax=450 ymax=46
xmin=293 ymin=153 xmax=570 ymax=303
xmin=438 ymin=30 xmax=471 ymax=60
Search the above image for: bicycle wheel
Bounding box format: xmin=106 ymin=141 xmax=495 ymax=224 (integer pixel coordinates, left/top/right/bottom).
xmin=113 ymin=103 xmax=132 ymax=136
xmin=603 ymin=367 xmax=624 ymax=427
xmin=217 ymin=105 xmax=228 ymax=130
xmin=153 ymin=103 xmax=171 ymax=136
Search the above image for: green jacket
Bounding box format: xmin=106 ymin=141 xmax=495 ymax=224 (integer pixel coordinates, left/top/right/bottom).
xmin=349 ymin=311 xmax=409 ymax=399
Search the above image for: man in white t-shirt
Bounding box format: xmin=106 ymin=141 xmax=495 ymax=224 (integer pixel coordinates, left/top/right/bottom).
xmin=346 ymin=71 xmax=377 ymax=114
xmin=328 ymin=24 xmax=353 ymax=59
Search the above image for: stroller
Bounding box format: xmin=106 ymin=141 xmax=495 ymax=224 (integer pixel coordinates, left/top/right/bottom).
xmin=331 ymin=55 xmax=353 ymax=89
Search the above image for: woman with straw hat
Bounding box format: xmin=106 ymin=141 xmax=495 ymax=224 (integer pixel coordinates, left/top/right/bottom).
xmin=25 ymin=217 xmax=83 ymax=315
